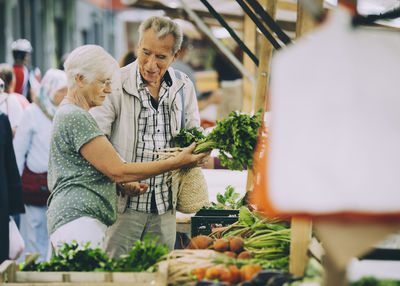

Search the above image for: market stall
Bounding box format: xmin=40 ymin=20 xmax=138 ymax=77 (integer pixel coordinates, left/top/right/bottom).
xmin=3 ymin=0 xmax=400 ymax=285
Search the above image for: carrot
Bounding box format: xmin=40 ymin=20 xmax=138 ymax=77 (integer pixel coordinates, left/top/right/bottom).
xmin=228 ymin=265 xmax=241 ymax=284
xmin=191 ymin=267 xmax=207 ymax=281
xmin=205 ymin=265 xmax=223 ymax=280
xmin=239 ymin=264 xmax=263 ymax=282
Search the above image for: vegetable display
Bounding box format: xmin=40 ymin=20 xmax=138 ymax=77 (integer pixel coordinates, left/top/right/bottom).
xmin=21 ymin=234 xmax=168 ymax=272
xmin=210 ymin=206 xmax=291 ymax=271
xmin=174 ymin=110 xmax=263 ymax=170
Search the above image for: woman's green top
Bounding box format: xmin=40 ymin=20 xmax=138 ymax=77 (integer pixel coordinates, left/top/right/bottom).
xmin=47 ymin=103 xmax=117 ymax=235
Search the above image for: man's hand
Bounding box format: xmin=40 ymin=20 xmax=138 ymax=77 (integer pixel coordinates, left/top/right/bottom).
xmin=117 ymin=182 xmax=149 ymax=197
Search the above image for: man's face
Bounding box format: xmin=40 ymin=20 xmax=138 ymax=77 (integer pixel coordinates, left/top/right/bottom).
xmin=138 ymin=28 xmax=177 ymax=85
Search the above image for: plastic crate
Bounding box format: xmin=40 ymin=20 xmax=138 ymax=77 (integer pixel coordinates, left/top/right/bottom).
xmin=191 ymin=209 xmax=240 ymax=237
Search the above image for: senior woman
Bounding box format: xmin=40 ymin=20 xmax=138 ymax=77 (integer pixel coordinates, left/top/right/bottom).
xmin=47 ymin=45 xmax=207 ymax=252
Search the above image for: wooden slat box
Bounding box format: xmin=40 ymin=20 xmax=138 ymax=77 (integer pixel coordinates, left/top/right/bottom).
xmin=0 ymin=260 xmax=168 ymax=286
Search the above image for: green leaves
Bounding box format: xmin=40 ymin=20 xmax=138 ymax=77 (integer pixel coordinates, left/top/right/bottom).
xmin=208 ymin=110 xmax=262 ymax=170
xmin=113 ymin=234 xmax=169 ymax=272
xmin=173 ymin=109 xmax=263 ymax=171
xmin=173 ymin=128 xmax=206 ymax=147
xmin=22 ymin=241 xmax=113 ymax=272
xmin=21 ymin=235 xmax=169 ymax=273
xmin=207 ymin=185 xmax=246 ymax=210
xmin=239 ymin=206 xmax=255 ymax=226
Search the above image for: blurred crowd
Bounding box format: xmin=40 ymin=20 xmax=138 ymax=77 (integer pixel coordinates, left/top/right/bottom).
xmin=1 ymin=38 xmax=69 ymax=263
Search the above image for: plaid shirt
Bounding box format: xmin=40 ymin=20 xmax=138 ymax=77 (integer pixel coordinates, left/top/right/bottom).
xmin=128 ymin=68 xmax=173 ymax=214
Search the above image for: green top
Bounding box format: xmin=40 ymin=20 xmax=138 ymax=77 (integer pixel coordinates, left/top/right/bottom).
xmin=47 ymin=103 xmax=117 ymax=235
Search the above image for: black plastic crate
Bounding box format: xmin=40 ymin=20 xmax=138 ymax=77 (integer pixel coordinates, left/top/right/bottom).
xmin=191 ymin=209 xmax=240 ymax=237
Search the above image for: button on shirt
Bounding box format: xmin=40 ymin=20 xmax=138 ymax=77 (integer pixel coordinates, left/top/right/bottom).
xmin=128 ymin=68 xmax=173 ymax=214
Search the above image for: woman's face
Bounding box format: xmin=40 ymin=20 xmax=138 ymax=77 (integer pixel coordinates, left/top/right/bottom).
xmin=81 ymin=74 xmax=112 ymax=108
xmin=53 ymin=87 xmax=67 ymax=106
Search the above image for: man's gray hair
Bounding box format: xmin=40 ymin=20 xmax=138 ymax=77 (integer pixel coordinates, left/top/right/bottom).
xmin=63 ymin=45 xmax=118 ymax=89
xmin=138 ymin=16 xmax=183 ymax=55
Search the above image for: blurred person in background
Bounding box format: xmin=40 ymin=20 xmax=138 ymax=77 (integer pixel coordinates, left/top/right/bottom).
xmin=119 ymin=50 xmax=136 ymax=67
xmin=91 ymin=16 xmax=206 ymax=258
xmin=0 ymin=63 xmax=30 ymax=110
xmin=171 ymin=34 xmax=222 ymax=127
xmin=0 ymin=65 xmax=24 ymax=137
xmin=213 ymin=44 xmax=243 ymax=83
xmin=13 ymin=69 xmax=68 ymax=262
xmin=171 ymin=34 xmax=199 ymax=97
xmin=58 ymin=53 xmax=70 ymax=71
xmin=11 ymin=39 xmax=40 ymax=103
xmin=0 ymin=110 xmax=25 ymax=264
xmin=47 ymin=45 xmax=206 ymax=253
xmin=212 ymin=44 xmax=243 ymax=120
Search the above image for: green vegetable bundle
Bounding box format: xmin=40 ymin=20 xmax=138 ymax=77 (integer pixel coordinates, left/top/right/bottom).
xmin=21 ymin=234 xmax=169 ymax=272
xmin=209 ymin=206 xmax=291 ymax=271
xmin=21 ymin=241 xmax=113 ymax=272
xmin=174 ymin=110 xmax=263 ymax=170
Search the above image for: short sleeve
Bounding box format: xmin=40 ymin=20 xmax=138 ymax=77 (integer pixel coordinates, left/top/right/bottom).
xmin=56 ymin=106 xmax=104 ymax=153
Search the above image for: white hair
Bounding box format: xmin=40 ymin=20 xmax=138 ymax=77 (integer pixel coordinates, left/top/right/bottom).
xmin=63 ymin=45 xmax=118 ymax=89
xmin=138 ymin=16 xmax=183 ymax=55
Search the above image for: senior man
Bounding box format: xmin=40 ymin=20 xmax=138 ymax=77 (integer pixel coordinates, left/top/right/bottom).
xmin=90 ymin=16 xmax=201 ymax=258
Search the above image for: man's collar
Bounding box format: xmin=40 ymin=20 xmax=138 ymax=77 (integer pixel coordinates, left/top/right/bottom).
xmin=163 ymin=70 xmax=173 ymax=87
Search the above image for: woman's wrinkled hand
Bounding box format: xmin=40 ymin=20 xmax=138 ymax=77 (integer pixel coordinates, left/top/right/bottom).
xmin=117 ymin=182 xmax=149 ymax=197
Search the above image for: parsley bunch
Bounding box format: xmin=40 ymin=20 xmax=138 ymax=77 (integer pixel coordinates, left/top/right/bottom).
xmin=174 ymin=110 xmax=263 ymax=170
xmin=21 ymin=235 xmax=169 ymax=272
xmin=22 ymin=241 xmax=113 ymax=272
xmin=113 ymin=234 xmax=169 ymax=272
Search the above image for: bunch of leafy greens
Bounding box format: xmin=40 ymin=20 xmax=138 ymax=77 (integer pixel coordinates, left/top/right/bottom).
xmin=173 ymin=128 xmax=206 ymax=147
xmin=21 ymin=235 xmax=168 ymax=272
xmin=112 ymin=234 xmax=169 ymax=272
xmin=21 ymin=241 xmax=113 ymax=272
xmin=174 ymin=110 xmax=262 ymax=170
xmin=205 ymin=185 xmax=247 ymax=210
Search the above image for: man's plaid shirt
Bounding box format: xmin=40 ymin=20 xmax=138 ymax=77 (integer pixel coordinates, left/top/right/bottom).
xmin=128 ymin=68 xmax=174 ymax=214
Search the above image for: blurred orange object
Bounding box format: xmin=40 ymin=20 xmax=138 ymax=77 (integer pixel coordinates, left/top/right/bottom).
xmin=249 ymin=122 xmax=281 ymax=217
xmin=200 ymin=118 xmax=216 ymax=129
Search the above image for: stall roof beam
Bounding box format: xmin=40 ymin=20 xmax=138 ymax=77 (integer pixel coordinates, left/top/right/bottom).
xmin=200 ymin=0 xmax=259 ymax=66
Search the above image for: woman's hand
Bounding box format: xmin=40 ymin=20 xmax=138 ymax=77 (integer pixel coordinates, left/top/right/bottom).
xmin=117 ymin=182 xmax=149 ymax=197
xmin=175 ymin=143 xmax=211 ymax=168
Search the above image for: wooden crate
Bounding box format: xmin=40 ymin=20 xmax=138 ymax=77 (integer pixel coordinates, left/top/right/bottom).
xmin=0 ymin=260 xmax=168 ymax=286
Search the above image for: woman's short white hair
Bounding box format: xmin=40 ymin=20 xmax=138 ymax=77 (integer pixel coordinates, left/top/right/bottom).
xmin=63 ymin=45 xmax=118 ymax=88
xmin=138 ymin=16 xmax=183 ymax=55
